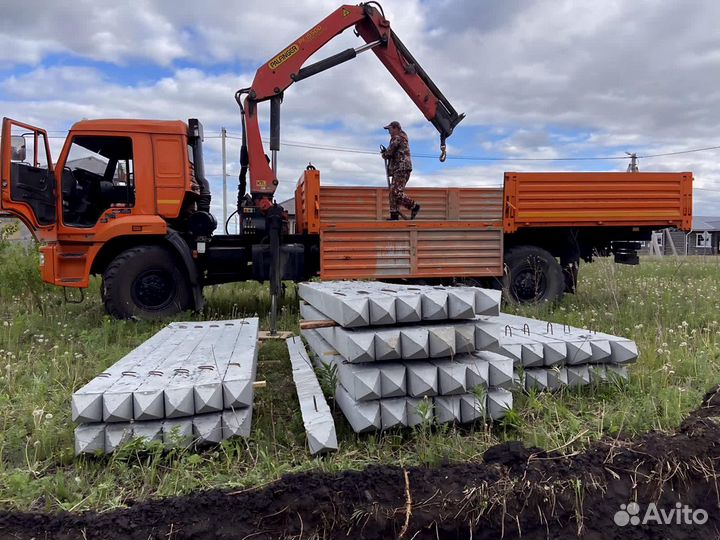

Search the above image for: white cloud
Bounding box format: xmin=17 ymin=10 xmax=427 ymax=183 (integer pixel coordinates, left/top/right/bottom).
xmin=1 ymin=0 xmax=719 ymax=217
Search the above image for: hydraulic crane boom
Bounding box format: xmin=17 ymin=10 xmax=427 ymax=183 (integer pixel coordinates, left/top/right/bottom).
xmin=235 ymin=2 xmax=465 ymax=208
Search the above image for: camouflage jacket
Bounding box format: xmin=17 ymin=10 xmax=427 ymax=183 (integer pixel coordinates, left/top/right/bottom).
xmin=384 ymin=131 xmax=412 ymax=174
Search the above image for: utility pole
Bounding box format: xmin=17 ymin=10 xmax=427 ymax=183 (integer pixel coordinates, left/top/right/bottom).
xmin=221 ymin=127 xmax=228 ymax=231
xmin=626 ymin=152 xmax=639 ymax=172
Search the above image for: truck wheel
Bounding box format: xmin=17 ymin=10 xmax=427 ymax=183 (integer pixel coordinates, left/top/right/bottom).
xmin=103 ymin=246 xmax=191 ymax=320
xmin=504 ymin=245 xmax=564 ymax=304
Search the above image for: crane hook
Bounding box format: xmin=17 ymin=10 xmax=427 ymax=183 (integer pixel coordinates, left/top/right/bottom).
xmin=439 ymin=144 xmax=447 ymax=162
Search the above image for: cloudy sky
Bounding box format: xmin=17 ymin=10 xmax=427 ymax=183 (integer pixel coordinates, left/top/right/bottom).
xmin=2 ymin=0 xmax=719 ymax=224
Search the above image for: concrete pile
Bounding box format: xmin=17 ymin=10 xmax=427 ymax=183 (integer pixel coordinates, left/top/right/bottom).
xmin=298 ymin=281 xmax=637 ymax=433
xmin=72 ymin=319 xmax=259 ymax=454
xmin=286 ymin=336 xmax=338 ymax=455
xmin=480 ymin=313 xmax=637 ymax=392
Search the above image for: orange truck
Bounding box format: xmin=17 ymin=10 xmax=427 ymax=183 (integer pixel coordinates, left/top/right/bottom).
xmin=0 ymin=3 xmax=693 ymax=320
xmin=0 ymin=117 xmax=692 ymax=319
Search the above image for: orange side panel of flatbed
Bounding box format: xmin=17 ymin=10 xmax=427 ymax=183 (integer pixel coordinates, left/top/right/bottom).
xmin=317 ymin=186 xmax=503 ymax=223
xmin=319 ymin=221 xmax=503 ymax=280
xmin=503 ymin=172 xmax=693 ymax=233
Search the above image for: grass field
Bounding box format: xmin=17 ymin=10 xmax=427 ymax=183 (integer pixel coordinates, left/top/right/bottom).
xmin=1 ymin=238 xmax=719 ymax=513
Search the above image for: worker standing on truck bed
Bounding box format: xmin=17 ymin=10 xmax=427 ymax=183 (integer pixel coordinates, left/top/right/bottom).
xmin=382 ymin=121 xmax=421 ymax=220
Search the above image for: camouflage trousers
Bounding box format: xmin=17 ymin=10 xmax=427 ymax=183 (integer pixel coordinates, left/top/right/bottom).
xmin=389 ymin=170 xmax=415 ymax=213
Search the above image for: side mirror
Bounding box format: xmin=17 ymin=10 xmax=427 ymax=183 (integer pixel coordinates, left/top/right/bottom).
xmin=11 ymin=135 xmax=26 ymax=162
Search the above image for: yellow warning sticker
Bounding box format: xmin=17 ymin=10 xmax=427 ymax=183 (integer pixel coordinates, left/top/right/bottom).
xmin=268 ymin=43 xmax=300 ymax=70
xmin=342 ymin=8 xmax=350 ymax=16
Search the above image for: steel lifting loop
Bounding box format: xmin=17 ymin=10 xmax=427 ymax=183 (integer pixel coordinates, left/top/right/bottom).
xmin=149 ymin=370 xmax=163 ymax=376
xmin=121 ymin=371 xmax=138 ymax=377
xmin=504 ymin=325 xmax=512 ymax=337
xmin=547 ymin=322 xmax=554 ymax=335
xmin=199 ymin=365 xmax=215 ymax=371
xmin=523 ymin=324 xmax=530 ymax=335
xmin=439 ymin=144 xmax=447 ymax=162
xmin=563 ymin=323 xmax=571 ymax=334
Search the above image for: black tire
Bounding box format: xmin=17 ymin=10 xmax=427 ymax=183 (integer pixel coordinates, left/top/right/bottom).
xmin=503 ymin=245 xmax=564 ymax=304
xmin=102 ymin=246 xmax=191 ymax=320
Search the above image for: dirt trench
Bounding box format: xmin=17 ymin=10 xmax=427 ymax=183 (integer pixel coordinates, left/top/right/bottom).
xmin=3 ymin=387 xmax=720 ymax=540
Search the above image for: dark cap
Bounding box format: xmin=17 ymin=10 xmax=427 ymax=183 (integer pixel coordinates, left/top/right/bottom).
xmin=384 ymin=121 xmax=402 ymax=130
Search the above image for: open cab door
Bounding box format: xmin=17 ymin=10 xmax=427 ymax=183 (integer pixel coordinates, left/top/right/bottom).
xmin=1 ymin=118 xmax=56 ymax=241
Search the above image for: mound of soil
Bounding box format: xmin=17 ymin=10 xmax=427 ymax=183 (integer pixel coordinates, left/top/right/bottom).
xmin=3 ymin=387 xmax=720 ymax=540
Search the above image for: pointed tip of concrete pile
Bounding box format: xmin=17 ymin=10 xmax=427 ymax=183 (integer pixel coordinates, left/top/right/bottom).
xmin=566 ymin=341 xmax=593 ymax=365
xmin=610 ymin=340 xmax=639 ymax=364
xmin=72 ymin=393 xmax=103 ymax=424
xmin=164 ymin=387 xmax=195 ymax=419
xmin=487 ymin=356 xmax=514 ymax=389
xmin=306 ymin=420 xmax=339 ymax=454
xmin=400 ymin=328 xmax=430 ymax=360
xmin=461 ymin=355 xmax=489 ymax=389
xmin=524 ymin=369 xmax=549 ymax=391
xmin=434 ymin=396 xmax=462 ymax=423
xmin=589 ymin=339 xmax=612 ymax=362
xmin=368 ymin=295 xmax=396 ymax=325
xmin=446 ymin=290 xmax=475 ymax=319
xmin=405 ymin=363 xmax=438 ymax=398
xmin=345 ymin=332 xmax=375 ymax=363
xmin=132 ymin=421 xmax=163 ymax=443
xmin=455 ymin=324 xmax=476 ymax=354
xmin=346 ymin=366 xmax=381 ymax=401
xmin=380 ymin=398 xmax=407 ymax=430
xmin=394 ymin=294 xmax=422 ymax=323
xmin=428 ymin=326 xmax=456 ymax=358
xmin=335 ymin=387 xmax=380 ymax=433
xmin=498 ymin=342 xmax=523 ymax=364
xmin=194 ymin=384 xmax=224 ymax=415
xmin=162 ymin=419 xmax=193 ymax=446
xmin=542 ymin=341 xmax=567 ymax=366
xmin=105 ymin=423 xmax=133 ymax=453
xmin=336 ymin=295 xmax=370 ymax=328
xmin=460 ymin=394 xmax=486 ymax=423
xmin=133 ymin=391 xmax=165 ymax=421
xmin=223 ymin=380 xmax=253 ymax=409
xmin=374 ymin=330 xmax=402 ymax=361
xmin=475 ymin=325 xmax=500 ymax=350
xmin=435 ymin=361 xmax=467 ymax=395
xmin=521 ymin=342 xmax=544 ymax=367
xmin=102 ymin=392 xmax=133 ymax=423
xmin=222 ymin=408 xmax=253 ymax=438
xmin=487 ymin=389 xmax=512 ymax=420
xmin=379 ymin=364 xmax=407 ymax=398
xmin=406 ymin=397 xmax=433 ymax=427
xmin=566 ymin=365 xmax=591 ymax=387
xmin=193 ymin=413 xmax=224 ymax=444
xmin=75 ymin=424 xmax=106 ymax=455
xmin=421 ymin=290 xmax=448 ymax=320
xmin=474 ymin=288 xmax=501 ymax=316
xmin=546 ymin=367 xmax=568 ymax=390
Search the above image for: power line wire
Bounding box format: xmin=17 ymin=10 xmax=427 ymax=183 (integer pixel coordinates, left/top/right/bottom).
xmin=639 ymin=145 xmax=720 ymax=159
xmin=43 ymin=131 xmax=720 ymax=162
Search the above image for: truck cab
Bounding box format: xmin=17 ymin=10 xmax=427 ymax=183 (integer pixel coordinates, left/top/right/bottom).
xmin=1 ymin=117 xmax=215 ymax=316
xmin=1 ymin=116 xmax=309 ymax=319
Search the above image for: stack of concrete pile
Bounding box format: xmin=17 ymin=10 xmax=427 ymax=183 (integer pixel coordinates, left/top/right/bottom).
xmin=478 ymin=312 xmax=637 ymax=391
xmin=299 ymin=281 xmax=638 ymax=433
xmin=72 ymin=318 xmax=259 ymax=455
xmin=299 ymin=282 xmax=514 ymax=433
